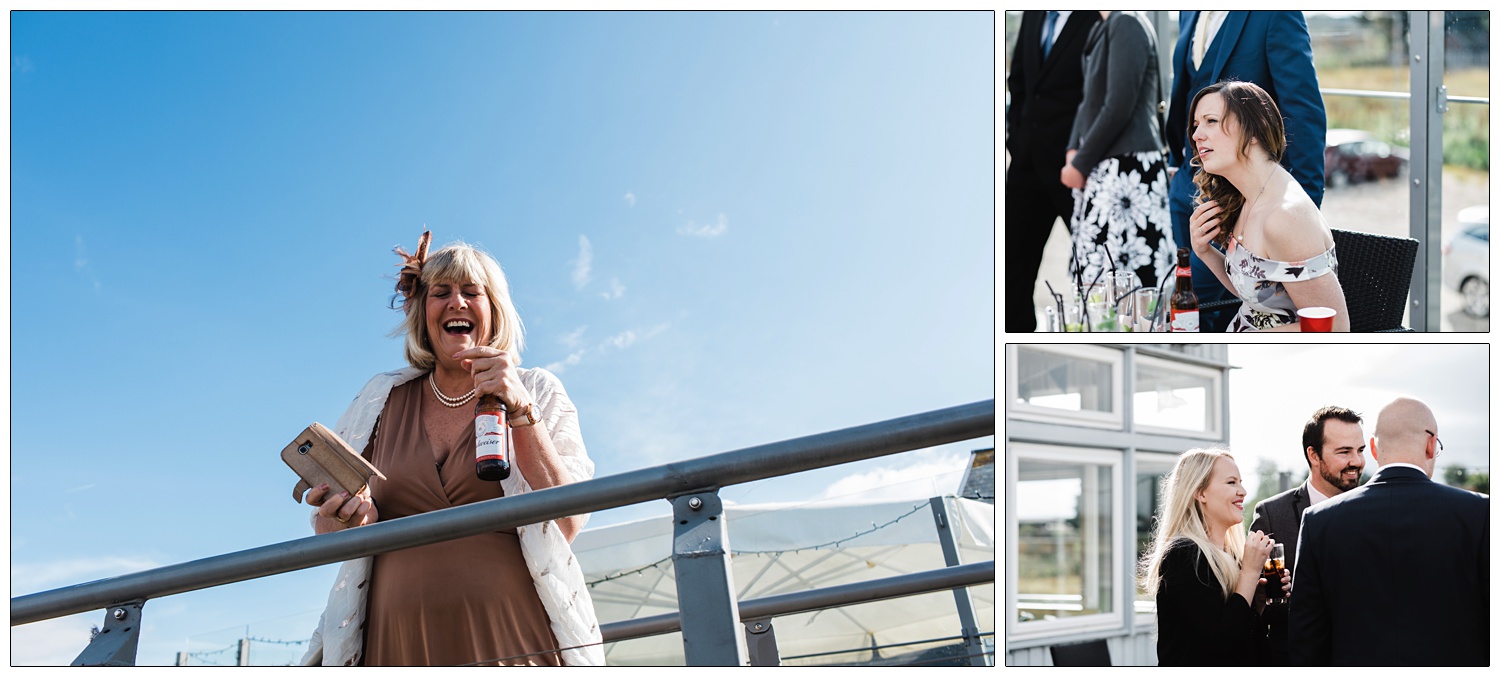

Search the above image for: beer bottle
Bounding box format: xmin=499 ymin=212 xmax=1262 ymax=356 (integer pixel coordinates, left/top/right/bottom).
xmin=475 ymin=394 xmax=512 ymax=481
xmin=1170 ymin=248 xmax=1200 ymax=332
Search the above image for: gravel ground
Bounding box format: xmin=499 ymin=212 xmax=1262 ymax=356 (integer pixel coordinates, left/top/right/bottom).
xmin=1025 ymin=168 xmax=1490 ymax=332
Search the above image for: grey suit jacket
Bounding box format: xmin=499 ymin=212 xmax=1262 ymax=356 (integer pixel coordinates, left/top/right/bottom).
xmin=1066 ymin=10 xmax=1164 ymax=175
xmin=1249 ymin=482 xmax=1311 ymax=578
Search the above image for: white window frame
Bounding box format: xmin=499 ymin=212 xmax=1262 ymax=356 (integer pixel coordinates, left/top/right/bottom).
xmin=1006 ymin=442 xmax=1126 ymax=641
xmin=1131 ymin=354 xmax=1223 ymax=440
xmin=1006 ymin=344 xmax=1125 ymax=430
xmin=1131 ymin=451 xmax=1180 ymax=618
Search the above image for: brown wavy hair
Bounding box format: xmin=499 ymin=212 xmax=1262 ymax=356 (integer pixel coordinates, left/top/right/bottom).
xmin=1187 ymin=80 xmax=1287 ymax=247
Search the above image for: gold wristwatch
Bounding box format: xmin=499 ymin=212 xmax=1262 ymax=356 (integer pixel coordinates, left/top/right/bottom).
xmin=508 ymin=401 xmax=540 ymax=427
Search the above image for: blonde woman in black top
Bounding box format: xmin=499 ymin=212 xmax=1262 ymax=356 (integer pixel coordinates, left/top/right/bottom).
xmin=1140 ymin=449 xmax=1289 ymax=665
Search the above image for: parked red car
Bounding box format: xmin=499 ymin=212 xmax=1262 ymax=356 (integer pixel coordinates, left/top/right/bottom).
xmin=1324 ymin=129 xmax=1409 ymax=188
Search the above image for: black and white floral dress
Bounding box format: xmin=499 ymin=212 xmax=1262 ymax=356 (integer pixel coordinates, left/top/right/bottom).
xmin=1223 ymin=235 xmax=1339 ymax=331
xmin=1069 ymin=150 xmax=1175 ymax=290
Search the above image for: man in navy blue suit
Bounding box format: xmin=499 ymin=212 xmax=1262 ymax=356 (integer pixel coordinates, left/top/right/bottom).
xmin=1166 ymin=11 xmax=1327 ymax=332
xmin=1289 ymin=397 xmax=1488 ymax=665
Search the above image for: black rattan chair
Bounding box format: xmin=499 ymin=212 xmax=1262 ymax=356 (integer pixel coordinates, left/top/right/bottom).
xmin=1197 ymin=228 xmax=1419 ymax=332
xmin=1049 ymin=639 xmax=1112 ymax=666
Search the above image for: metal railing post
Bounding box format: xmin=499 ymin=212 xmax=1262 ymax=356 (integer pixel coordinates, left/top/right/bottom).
xmin=929 ymin=497 xmax=988 ymax=666
xmin=1408 ymin=10 xmax=1445 ymax=331
xmin=671 ymin=491 xmax=748 ymax=666
xmin=743 ymin=619 xmax=781 ymax=666
xmin=71 ymin=600 xmax=144 ymax=666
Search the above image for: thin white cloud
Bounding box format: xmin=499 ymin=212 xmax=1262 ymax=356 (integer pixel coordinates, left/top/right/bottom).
xmin=542 ymin=350 xmax=586 ymax=374
xmin=818 ymin=451 xmax=971 ymax=503
xmin=12 ymin=555 xmax=165 ymax=596
xmin=11 ymin=614 xmax=96 ymax=666
xmin=66 ymin=483 xmax=96 ymax=494
xmin=604 ymin=330 xmax=637 ymax=350
xmin=571 ymin=235 xmax=593 ymax=289
xmin=541 ymin=323 xmax=670 ymax=374
xmin=561 ymin=326 xmax=587 ymax=349
xmin=600 ymin=278 xmax=625 ymax=300
xmin=13 ymin=55 xmax=35 ymax=74
xmin=624 ymin=192 xmax=636 ymax=207
xmin=677 ymin=213 xmax=729 ymax=238
xmin=74 ymin=235 xmax=101 ymax=292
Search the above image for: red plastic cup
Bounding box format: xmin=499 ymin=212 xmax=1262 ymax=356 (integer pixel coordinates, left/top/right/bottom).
xmin=1297 ymin=307 xmax=1336 ymax=332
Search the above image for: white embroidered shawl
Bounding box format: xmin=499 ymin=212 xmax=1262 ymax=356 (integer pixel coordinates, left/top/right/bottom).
xmin=299 ymin=366 xmax=605 ymax=666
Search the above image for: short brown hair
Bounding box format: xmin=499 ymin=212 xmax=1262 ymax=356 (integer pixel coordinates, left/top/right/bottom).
xmin=1302 ymin=406 xmax=1363 ymax=466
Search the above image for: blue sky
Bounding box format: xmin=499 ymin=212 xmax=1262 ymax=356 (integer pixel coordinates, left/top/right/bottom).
xmin=8 ymin=11 xmax=996 ymax=665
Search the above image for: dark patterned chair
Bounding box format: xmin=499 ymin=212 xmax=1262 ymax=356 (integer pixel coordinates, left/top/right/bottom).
xmin=1199 ymin=228 xmax=1419 ymax=332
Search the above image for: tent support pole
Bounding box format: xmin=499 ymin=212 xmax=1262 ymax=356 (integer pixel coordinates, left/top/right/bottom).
xmin=929 ymin=497 xmax=988 ymax=666
xmin=671 ymin=491 xmax=749 ymax=666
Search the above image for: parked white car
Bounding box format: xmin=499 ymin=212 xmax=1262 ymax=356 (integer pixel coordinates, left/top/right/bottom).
xmin=1443 ymin=205 xmax=1489 ymax=317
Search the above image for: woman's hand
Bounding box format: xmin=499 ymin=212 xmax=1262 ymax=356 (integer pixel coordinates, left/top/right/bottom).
xmin=1243 ymin=531 xmax=1274 ymax=570
xmin=454 ymin=346 xmax=535 ymax=411
xmin=1189 ymin=200 xmax=1223 ymax=257
xmin=1060 ymin=150 xmax=1085 ymax=189
xmin=308 ymin=484 xmax=378 ymax=534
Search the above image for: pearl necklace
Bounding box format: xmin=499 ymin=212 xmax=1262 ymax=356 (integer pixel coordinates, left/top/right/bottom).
xmin=429 ymin=372 xmax=477 ymax=408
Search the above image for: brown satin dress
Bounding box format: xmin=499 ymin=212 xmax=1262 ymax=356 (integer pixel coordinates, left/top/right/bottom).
xmin=362 ymin=378 xmax=562 ymax=666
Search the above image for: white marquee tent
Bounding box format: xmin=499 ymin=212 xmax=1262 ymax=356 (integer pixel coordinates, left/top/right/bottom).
xmin=571 ymin=495 xmax=995 ymax=665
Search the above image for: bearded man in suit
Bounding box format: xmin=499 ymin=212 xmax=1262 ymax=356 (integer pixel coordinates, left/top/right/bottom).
xmin=1249 ymin=405 xmax=1366 ymax=665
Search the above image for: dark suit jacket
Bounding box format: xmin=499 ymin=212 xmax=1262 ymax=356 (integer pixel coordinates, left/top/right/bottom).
xmin=1250 ymin=482 xmax=1312 ymax=577
xmin=1006 ymin=11 xmax=1101 ymax=177
xmin=1289 ymin=466 xmax=1489 ymax=666
xmin=1155 ymin=538 xmax=1270 ymax=666
xmin=1165 ymin=11 xmax=1327 ymax=211
xmin=1250 ymin=482 xmax=1313 ymax=665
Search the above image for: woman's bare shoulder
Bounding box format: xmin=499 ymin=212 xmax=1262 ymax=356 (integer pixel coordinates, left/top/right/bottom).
xmin=1263 ymin=190 xmax=1332 ymax=262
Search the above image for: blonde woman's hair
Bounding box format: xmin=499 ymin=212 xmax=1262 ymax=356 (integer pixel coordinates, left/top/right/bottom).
xmin=1138 ymin=448 xmax=1245 ymax=600
xmin=394 ymin=241 xmax=524 ymax=369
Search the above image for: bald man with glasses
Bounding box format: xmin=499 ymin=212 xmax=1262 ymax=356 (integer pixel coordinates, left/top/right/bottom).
xmin=1288 ymin=397 xmax=1488 ymax=665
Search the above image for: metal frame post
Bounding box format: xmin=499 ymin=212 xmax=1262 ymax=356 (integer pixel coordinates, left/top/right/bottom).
xmin=743 ymin=619 xmax=781 ymax=666
xmin=929 ymin=497 xmax=989 ymax=666
xmin=71 ymin=600 xmax=144 ymax=666
xmin=1408 ymin=10 xmax=1445 ymax=331
xmin=671 ymin=491 xmax=748 ymax=666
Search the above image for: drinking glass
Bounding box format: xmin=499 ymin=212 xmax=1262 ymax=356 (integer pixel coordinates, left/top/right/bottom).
xmin=1260 ymin=543 xmax=1287 ymax=605
xmin=1134 ymin=289 xmax=1161 ymax=332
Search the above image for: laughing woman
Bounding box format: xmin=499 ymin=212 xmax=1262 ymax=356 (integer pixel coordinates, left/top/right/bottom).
xmin=299 ymin=232 xmax=604 ymax=666
xmin=1140 ymin=449 xmax=1289 ymax=666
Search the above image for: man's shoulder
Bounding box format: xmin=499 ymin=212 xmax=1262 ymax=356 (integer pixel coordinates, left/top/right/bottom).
xmin=1253 ymin=484 xmax=1304 ymax=513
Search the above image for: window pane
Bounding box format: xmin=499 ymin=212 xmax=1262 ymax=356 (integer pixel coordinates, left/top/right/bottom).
xmin=1439 ymin=10 xmax=1489 ymax=331
xmin=1134 ymin=459 xmax=1176 ymax=613
xmin=1014 ymin=348 xmax=1113 ymax=413
xmin=1016 ymin=458 xmax=1114 ymax=623
xmin=1133 ymin=365 xmax=1212 ymax=432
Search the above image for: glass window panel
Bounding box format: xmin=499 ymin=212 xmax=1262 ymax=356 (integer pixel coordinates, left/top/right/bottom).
xmin=1133 ymin=455 xmax=1178 ymax=614
xmin=1016 ymin=457 xmax=1114 ymax=624
xmin=1133 ymin=364 xmax=1213 ymax=433
xmin=1014 ymin=347 xmax=1113 ymax=414
xmin=1439 ymin=10 xmax=1489 ymax=331
xmin=1310 ymin=10 xmax=1412 ymax=263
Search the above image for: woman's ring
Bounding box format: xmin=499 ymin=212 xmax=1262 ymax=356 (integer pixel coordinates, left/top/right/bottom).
xmin=337 ymin=514 xmax=351 ymax=524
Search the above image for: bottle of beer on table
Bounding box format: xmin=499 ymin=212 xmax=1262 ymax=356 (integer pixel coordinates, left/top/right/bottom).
xmin=1170 ymin=248 xmax=1199 ymax=332
xmin=475 ymin=394 xmax=512 ymax=481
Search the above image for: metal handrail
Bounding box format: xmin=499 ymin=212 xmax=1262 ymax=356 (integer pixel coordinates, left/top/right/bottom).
xmin=600 ymin=560 xmax=995 ymax=642
xmin=1322 ymin=86 xmax=1489 ymax=105
xmin=11 ymin=399 xmax=995 ymax=626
